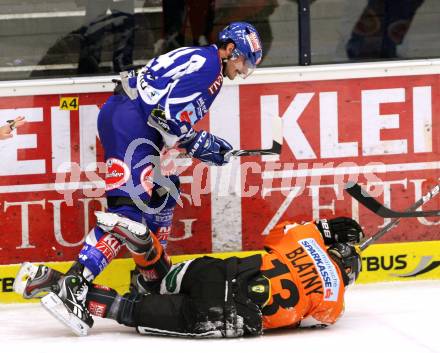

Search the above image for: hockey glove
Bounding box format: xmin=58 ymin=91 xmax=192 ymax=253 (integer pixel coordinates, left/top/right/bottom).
xmin=315 ymin=217 xmax=365 ymax=245
xmin=179 ymin=130 xmax=233 ymax=166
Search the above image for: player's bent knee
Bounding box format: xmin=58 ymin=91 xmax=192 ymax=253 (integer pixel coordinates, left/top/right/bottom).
xmin=94 ymin=211 xmax=152 ymax=253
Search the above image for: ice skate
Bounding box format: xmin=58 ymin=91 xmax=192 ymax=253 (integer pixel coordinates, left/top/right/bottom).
xmin=41 ymin=274 xmax=94 ymax=336
xmin=13 ymin=262 xmax=62 ymax=299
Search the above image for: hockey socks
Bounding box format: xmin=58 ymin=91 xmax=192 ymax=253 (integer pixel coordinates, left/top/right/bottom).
xmin=86 ymin=284 xmax=143 ymax=327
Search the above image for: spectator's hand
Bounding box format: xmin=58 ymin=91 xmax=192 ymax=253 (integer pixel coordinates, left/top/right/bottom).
xmin=0 ymin=116 xmax=26 ymax=140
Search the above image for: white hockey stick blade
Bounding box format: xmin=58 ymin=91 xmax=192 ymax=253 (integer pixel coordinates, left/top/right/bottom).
xmin=41 ymin=292 xmax=89 ymax=337
xmin=13 ymin=262 xmax=39 ymax=296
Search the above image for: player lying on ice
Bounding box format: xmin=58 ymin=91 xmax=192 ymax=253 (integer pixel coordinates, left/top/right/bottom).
xmin=15 ymin=215 xmax=363 ymax=337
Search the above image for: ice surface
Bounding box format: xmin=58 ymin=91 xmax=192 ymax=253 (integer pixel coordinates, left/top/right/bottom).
xmin=1 ymin=280 xmax=439 ymax=353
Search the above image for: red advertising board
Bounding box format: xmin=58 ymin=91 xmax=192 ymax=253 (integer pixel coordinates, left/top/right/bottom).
xmin=0 ymin=73 xmax=439 ymax=265
xmin=240 ymin=74 xmax=440 ymax=250
xmin=0 ymin=93 xmax=212 ymax=264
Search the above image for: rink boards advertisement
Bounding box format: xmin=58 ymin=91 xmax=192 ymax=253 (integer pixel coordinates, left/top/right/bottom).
xmin=1 ymin=61 xmax=440 ymax=302
xmin=2 ymin=241 xmax=440 ymax=303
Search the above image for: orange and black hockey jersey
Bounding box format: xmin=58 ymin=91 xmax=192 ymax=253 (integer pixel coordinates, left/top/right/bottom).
xmin=260 ymin=221 xmax=346 ymax=329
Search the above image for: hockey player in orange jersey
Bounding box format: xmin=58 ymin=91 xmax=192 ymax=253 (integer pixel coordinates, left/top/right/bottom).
xmin=17 ymin=216 xmax=363 ymax=337
xmin=260 ymin=219 xmax=360 ymax=330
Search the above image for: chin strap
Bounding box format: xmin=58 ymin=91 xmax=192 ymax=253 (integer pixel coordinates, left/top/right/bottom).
xmin=221 ymin=59 xmax=228 ymax=77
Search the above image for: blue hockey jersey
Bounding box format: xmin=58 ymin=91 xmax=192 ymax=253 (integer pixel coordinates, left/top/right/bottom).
xmin=128 ymin=44 xmax=224 ymax=146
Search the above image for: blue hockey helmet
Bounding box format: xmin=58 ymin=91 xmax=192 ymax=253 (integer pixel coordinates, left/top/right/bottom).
xmin=218 ymin=22 xmax=263 ymax=78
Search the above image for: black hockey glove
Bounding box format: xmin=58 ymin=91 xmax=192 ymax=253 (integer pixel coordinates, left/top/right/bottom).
xmin=315 ymin=217 xmax=365 ymax=245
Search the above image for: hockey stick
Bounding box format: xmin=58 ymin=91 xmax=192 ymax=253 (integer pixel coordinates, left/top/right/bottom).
xmin=178 ymin=115 xmax=283 ymax=158
xmin=343 ymin=182 xmax=440 ymax=250
xmin=359 ymin=218 xmax=400 ymax=251
xmin=345 ymin=182 xmax=440 ymax=218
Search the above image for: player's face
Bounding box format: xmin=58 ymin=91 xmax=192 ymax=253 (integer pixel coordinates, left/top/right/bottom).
xmin=224 ymin=55 xmax=248 ymax=80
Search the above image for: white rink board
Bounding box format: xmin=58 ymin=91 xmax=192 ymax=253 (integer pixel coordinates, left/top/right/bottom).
xmin=1 ymin=59 xmax=440 ymax=97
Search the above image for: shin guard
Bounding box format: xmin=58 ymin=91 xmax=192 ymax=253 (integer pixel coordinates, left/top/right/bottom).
xmin=131 ymin=231 xmax=171 ymax=282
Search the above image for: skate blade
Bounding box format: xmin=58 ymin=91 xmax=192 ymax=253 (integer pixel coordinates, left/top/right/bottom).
xmin=13 ymin=262 xmax=39 ymax=297
xmin=41 ymin=292 xmax=89 ymax=337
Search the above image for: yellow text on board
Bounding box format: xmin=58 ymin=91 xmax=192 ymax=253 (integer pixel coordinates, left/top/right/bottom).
xmin=59 ymin=97 xmax=79 ymax=110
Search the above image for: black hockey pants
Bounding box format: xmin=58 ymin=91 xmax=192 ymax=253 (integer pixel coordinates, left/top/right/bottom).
xmin=122 ymin=255 xmax=264 ymax=337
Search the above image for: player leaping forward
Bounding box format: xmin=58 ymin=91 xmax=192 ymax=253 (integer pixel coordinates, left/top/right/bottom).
xmin=32 ymin=21 xmax=263 ymax=332
xmin=16 ymin=216 xmax=363 ymax=337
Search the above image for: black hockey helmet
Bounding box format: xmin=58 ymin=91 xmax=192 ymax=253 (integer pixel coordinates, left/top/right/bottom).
xmin=328 ymin=243 xmax=361 ymax=286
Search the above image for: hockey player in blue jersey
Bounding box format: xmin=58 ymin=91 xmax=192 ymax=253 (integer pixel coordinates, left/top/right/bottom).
xmin=39 ymin=22 xmax=263 ymax=334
